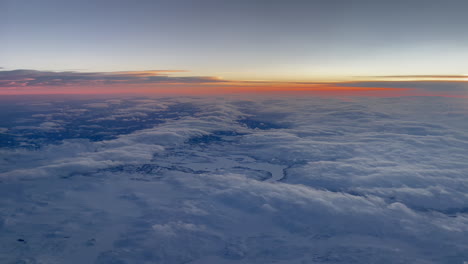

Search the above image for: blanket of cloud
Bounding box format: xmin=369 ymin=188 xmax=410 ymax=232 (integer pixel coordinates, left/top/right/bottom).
xmin=0 ymin=94 xmax=468 ymax=264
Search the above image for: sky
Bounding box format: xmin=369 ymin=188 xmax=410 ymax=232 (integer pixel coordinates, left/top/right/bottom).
xmin=1 ymin=0 xmax=468 ymax=93
xmin=2 ymin=2 xmax=468 ymax=262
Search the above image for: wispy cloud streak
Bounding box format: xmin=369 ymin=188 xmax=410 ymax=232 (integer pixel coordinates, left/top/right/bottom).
xmin=0 ymin=69 xmax=223 ymax=87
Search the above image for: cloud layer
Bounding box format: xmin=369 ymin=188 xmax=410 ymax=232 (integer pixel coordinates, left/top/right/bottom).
xmin=0 ymin=95 xmax=467 ymax=263
xmin=0 ymin=69 xmax=223 ymax=88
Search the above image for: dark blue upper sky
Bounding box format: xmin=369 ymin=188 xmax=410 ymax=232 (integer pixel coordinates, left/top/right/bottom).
xmin=2 ymin=0 xmax=468 ymax=81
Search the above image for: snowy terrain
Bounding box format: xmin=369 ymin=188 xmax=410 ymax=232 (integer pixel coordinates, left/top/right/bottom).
xmin=1 ymin=95 xmax=468 ymax=263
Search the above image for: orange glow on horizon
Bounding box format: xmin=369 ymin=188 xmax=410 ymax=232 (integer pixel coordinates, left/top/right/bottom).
xmin=1 ymin=79 xmax=466 ymax=98
xmin=0 ymin=82 xmax=404 ymax=94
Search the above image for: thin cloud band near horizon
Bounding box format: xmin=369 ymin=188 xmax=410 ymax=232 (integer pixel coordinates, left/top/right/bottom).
xmin=0 ymin=69 xmax=467 ymax=97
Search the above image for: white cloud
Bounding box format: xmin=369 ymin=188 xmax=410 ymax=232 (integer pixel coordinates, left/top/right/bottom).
xmin=1 ymin=95 xmax=468 ymax=263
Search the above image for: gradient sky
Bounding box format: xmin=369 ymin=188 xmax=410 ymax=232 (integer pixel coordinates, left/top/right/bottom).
xmin=3 ymin=0 xmax=468 ymax=82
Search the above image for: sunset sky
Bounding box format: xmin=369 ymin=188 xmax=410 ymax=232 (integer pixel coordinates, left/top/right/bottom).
xmin=2 ymin=0 xmax=468 ymax=94
xmin=3 ymin=1 xmax=468 ymax=263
